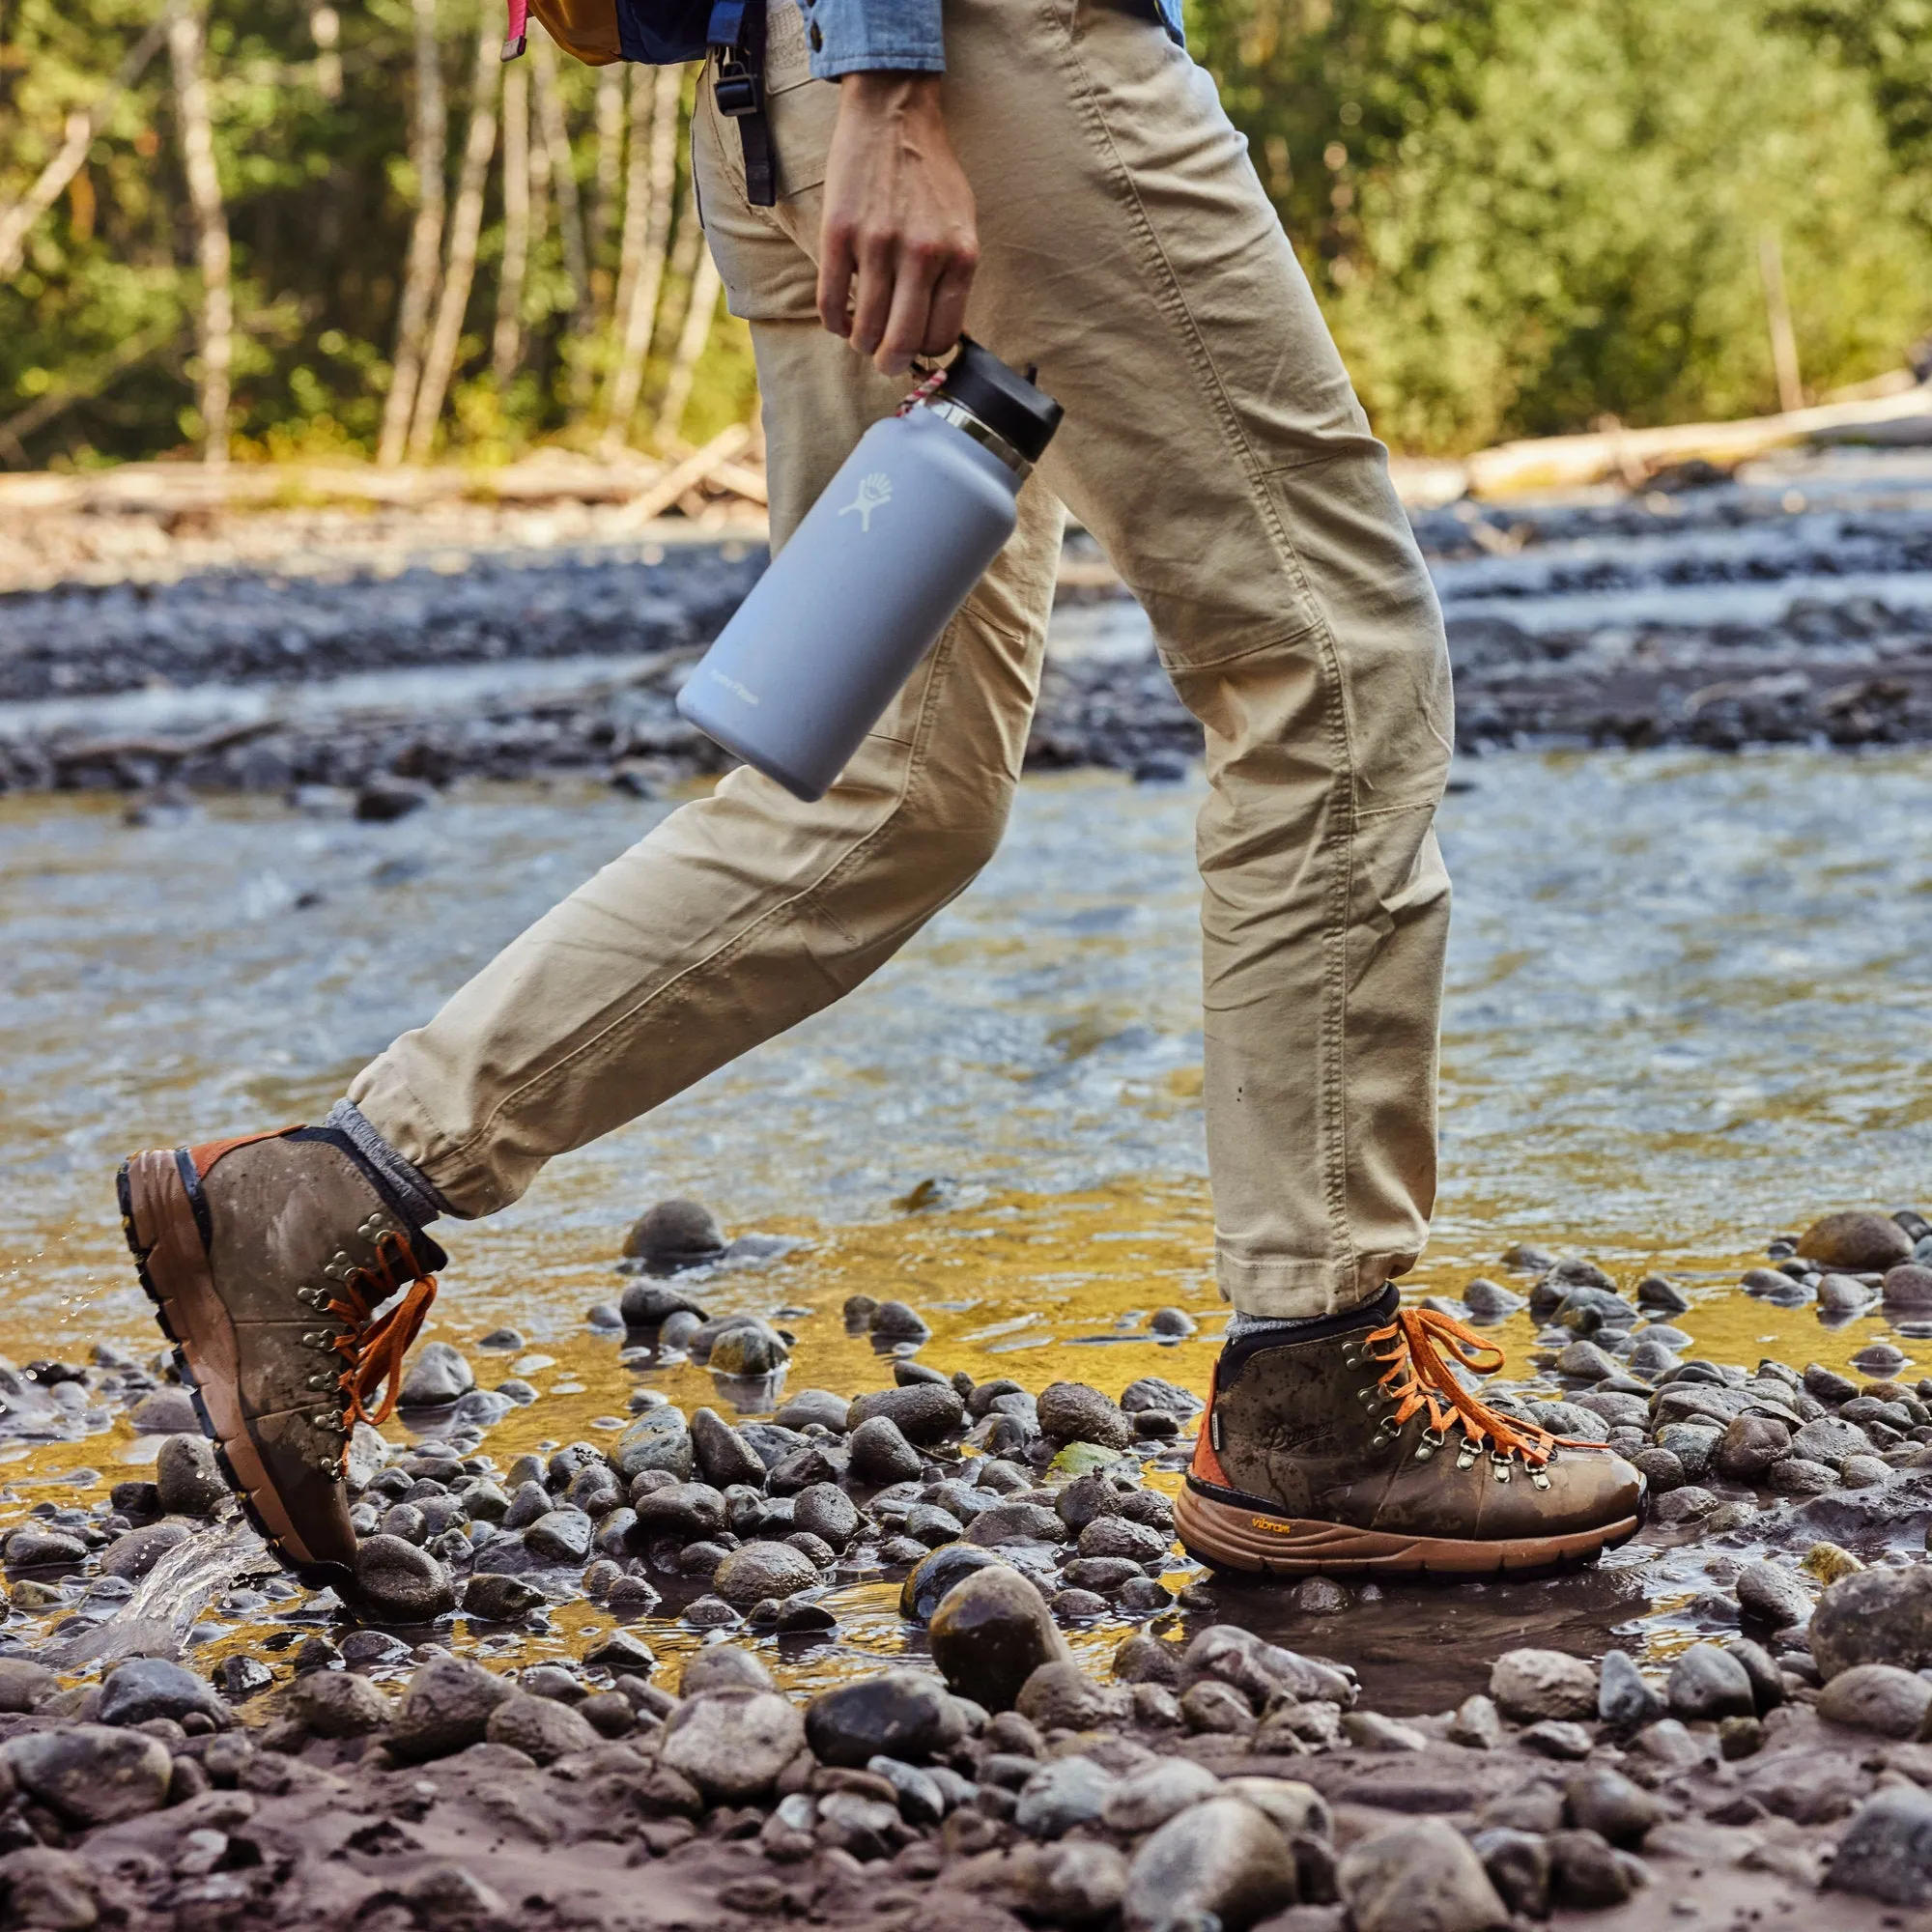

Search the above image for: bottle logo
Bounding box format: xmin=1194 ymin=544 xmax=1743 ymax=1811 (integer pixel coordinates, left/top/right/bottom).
xmin=837 ymin=471 xmax=892 ymax=533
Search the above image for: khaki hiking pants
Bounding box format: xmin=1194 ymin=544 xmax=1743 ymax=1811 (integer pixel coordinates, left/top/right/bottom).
xmin=350 ymin=0 xmax=1455 ymax=1318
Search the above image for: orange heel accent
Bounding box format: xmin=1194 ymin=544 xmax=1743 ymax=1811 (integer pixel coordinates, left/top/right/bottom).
xmin=189 ymin=1124 xmax=304 ymax=1179
xmin=1189 ymin=1361 xmax=1231 ymax=1490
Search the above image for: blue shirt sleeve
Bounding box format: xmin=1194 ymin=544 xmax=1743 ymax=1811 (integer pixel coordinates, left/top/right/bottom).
xmin=803 ymin=0 xmax=947 ymax=76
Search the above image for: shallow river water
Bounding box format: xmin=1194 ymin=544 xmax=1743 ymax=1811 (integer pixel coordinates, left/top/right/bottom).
xmin=4 ymin=749 xmax=1931 ymax=1708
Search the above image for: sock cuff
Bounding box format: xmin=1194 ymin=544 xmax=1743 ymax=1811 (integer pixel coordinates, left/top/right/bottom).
xmin=1218 ymin=1282 xmax=1401 ymax=1388
xmin=1227 ymin=1282 xmax=1399 ymax=1341
xmin=321 ymin=1098 xmax=453 ymax=1229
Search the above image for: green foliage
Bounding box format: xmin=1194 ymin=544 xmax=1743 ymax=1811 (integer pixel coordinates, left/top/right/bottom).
xmin=0 ymin=0 xmax=1927 ymax=466
xmin=1195 ymin=0 xmax=1932 ymax=449
xmin=0 ymin=0 xmax=746 ymax=468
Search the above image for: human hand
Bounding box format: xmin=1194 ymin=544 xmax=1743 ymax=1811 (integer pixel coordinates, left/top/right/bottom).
xmin=816 ymin=72 xmax=978 ymax=376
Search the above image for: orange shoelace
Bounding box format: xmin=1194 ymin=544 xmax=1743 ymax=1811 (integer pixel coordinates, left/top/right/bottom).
xmin=323 ymin=1230 xmax=440 ymax=1428
xmin=1360 ymin=1306 xmax=1563 ymax=1468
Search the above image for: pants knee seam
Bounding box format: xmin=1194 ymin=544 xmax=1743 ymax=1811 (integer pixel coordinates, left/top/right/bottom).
xmin=440 ymin=629 xmax=969 ymax=1172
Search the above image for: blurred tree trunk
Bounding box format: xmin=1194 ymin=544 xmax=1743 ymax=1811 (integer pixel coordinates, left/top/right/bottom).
xmin=526 ymin=69 xmax=554 ymax=373
xmin=0 ymin=7 xmax=175 ymax=279
xmin=378 ymin=0 xmax=448 ymax=467
xmin=660 ymin=248 xmax=722 ymax=440
xmin=590 ymin=63 xmax=624 ymax=318
xmin=408 ymin=13 xmax=500 ymax=462
xmin=601 ymin=62 xmax=682 ymax=449
xmin=651 ymin=172 xmax=708 ymax=401
xmin=167 ymin=0 xmax=232 ymax=468
xmin=308 ymin=2 xmax=342 ymax=100
xmin=532 ymin=27 xmax=591 ymax=406
xmin=492 ymin=57 xmax=530 ymax=385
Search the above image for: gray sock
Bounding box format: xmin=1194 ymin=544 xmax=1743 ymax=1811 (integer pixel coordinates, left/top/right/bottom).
xmin=1228 ymin=1310 xmax=1328 ymax=1340
xmin=324 ymin=1098 xmax=452 ymax=1228
xmin=1226 ymin=1282 xmax=1402 ymax=1341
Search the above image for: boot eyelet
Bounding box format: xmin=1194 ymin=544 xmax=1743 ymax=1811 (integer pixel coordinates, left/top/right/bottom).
xmin=1414 ymin=1427 xmax=1447 ymax=1463
xmin=1530 ymin=1468 xmax=1551 ymax=1491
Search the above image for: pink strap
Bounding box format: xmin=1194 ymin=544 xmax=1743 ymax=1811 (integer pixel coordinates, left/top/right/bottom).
xmin=502 ymin=0 xmax=529 ymax=60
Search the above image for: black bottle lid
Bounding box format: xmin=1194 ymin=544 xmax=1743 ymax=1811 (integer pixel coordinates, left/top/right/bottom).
xmin=937 ymin=337 xmax=1064 ymax=463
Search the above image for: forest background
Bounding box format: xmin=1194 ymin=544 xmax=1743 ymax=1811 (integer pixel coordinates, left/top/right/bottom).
xmin=2 ymin=0 xmax=1929 ymax=474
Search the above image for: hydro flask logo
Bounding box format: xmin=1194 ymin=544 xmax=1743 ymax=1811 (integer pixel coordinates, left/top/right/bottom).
xmin=838 ymin=471 xmax=893 ymax=532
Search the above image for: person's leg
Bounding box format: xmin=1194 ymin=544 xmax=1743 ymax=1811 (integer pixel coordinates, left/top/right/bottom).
xmin=923 ymin=0 xmax=1639 ymax=1568
xmin=121 ymin=64 xmax=1063 ymax=1585
xmin=349 ymin=327 xmax=1063 ymax=1215
xmin=344 ymin=78 xmax=1065 ymax=1216
xmin=903 ymin=0 xmax=1450 ymax=1317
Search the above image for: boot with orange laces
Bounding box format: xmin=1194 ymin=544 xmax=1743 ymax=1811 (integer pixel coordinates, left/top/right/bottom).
xmin=1177 ymin=1286 xmax=1646 ymax=1575
xmin=116 ymin=1115 xmax=445 ymax=1594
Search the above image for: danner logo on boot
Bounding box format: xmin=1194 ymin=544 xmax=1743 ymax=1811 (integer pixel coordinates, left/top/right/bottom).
xmin=838 ymin=471 xmax=893 ymax=532
xmin=1265 ymin=1421 xmax=1344 ymax=1456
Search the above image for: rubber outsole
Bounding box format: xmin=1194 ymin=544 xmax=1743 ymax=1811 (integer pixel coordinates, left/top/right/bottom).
xmin=1175 ymin=1480 xmax=1643 ymax=1578
xmin=118 ymin=1151 xmax=354 ymax=1597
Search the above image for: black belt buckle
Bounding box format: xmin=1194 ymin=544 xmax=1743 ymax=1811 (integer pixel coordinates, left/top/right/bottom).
xmin=712 ymin=54 xmax=763 ymax=119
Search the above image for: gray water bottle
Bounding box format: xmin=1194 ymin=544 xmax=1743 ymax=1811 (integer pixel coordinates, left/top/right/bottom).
xmin=676 ymin=339 xmax=1063 ymax=801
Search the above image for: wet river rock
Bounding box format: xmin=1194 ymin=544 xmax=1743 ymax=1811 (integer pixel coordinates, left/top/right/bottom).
xmin=1666 ymin=1642 xmax=1756 ymax=1721
xmin=713 ymin=1539 xmax=820 ymax=1607
xmin=154 ymin=1432 xmax=226 ymax=1516
xmin=354 ymin=1531 xmax=456 ymax=1622
xmin=98 ymin=1518 xmax=191 ymax=1579
xmin=611 ymin=1406 xmax=695 ymax=1480
xmin=126 ymin=1387 xmax=199 ymax=1435
xmin=617 ymin=1280 xmax=710 ymax=1328
xmin=1037 ymin=1380 xmax=1134 ymax=1450
xmin=705 ymin=1320 xmax=790 ymax=1378
xmin=928 ymin=1564 xmax=1071 ymax=1712
xmin=805 ymin=1669 xmax=963 ymax=1767
xmin=486 ymin=1690 xmax=601 ymax=1762
xmin=900 ymin=1542 xmax=1014 ymax=1622
xmin=388 ymin=1654 xmax=515 ymax=1761
xmin=1797 ymin=1209 xmax=1915 ymax=1272
xmin=845 ymin=1382 xmax=964 ymax=1445
xmin=1123 ymin=1795 xmax=1298 ymax=1932
xmin=628 ymin=1480 xmax=725 ymax=1542
xmin=96 ymin=1656 xmax=228 ymax=1729
xmin=847 ymin=1412 xmax=923 ymax=1484
xmin=690 ymin=1406 xmax=766 ymax=1488
xmin=773 ymin=1388 xmax=850 ymax=1433
xmin=4 ymin=1725 xmax=172 ymax=1826
xmin=397 ymin=1340 xmax=474 ymax=1407
xmin=283 ymin=1667 xmax=392 ymax=1737
xmin=1816 ymin=1662 xmax=1932 ymax=1738
xmin=623 ymin=1198 xmax=727 ymax=1274
xmin=1810 ymin=1562 xmax=1932 ymax=1678
xmin=1831 ymin=1785 xmax=1932 ymax=1905
xmin=659 ymin=1688 xmax=805 ymax=1800
xmin=1340 ymin=1814 xmax=1510 ymax=1932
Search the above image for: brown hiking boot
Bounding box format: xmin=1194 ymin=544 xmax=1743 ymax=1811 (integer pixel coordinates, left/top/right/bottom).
xmin=116 ymin=1126 xmax=443 ymax=1592
xmin=1176 ymin=1290 xmax=1646 ymax=1576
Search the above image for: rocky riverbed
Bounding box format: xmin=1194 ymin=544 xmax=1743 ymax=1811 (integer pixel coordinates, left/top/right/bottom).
xmin=3 ymin=445 xmax=1931 ymax=799
xmin=6 ymin=1207 xmax=1932 ymax=1925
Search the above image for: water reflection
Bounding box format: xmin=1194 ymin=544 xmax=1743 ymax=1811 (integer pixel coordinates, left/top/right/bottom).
xmin=3 ymin=751 xmax=1932 ymax=1701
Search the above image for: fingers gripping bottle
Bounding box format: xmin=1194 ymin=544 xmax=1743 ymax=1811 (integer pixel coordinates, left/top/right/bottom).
xmin=676 ymin=339 xmax=1064 ymax=802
